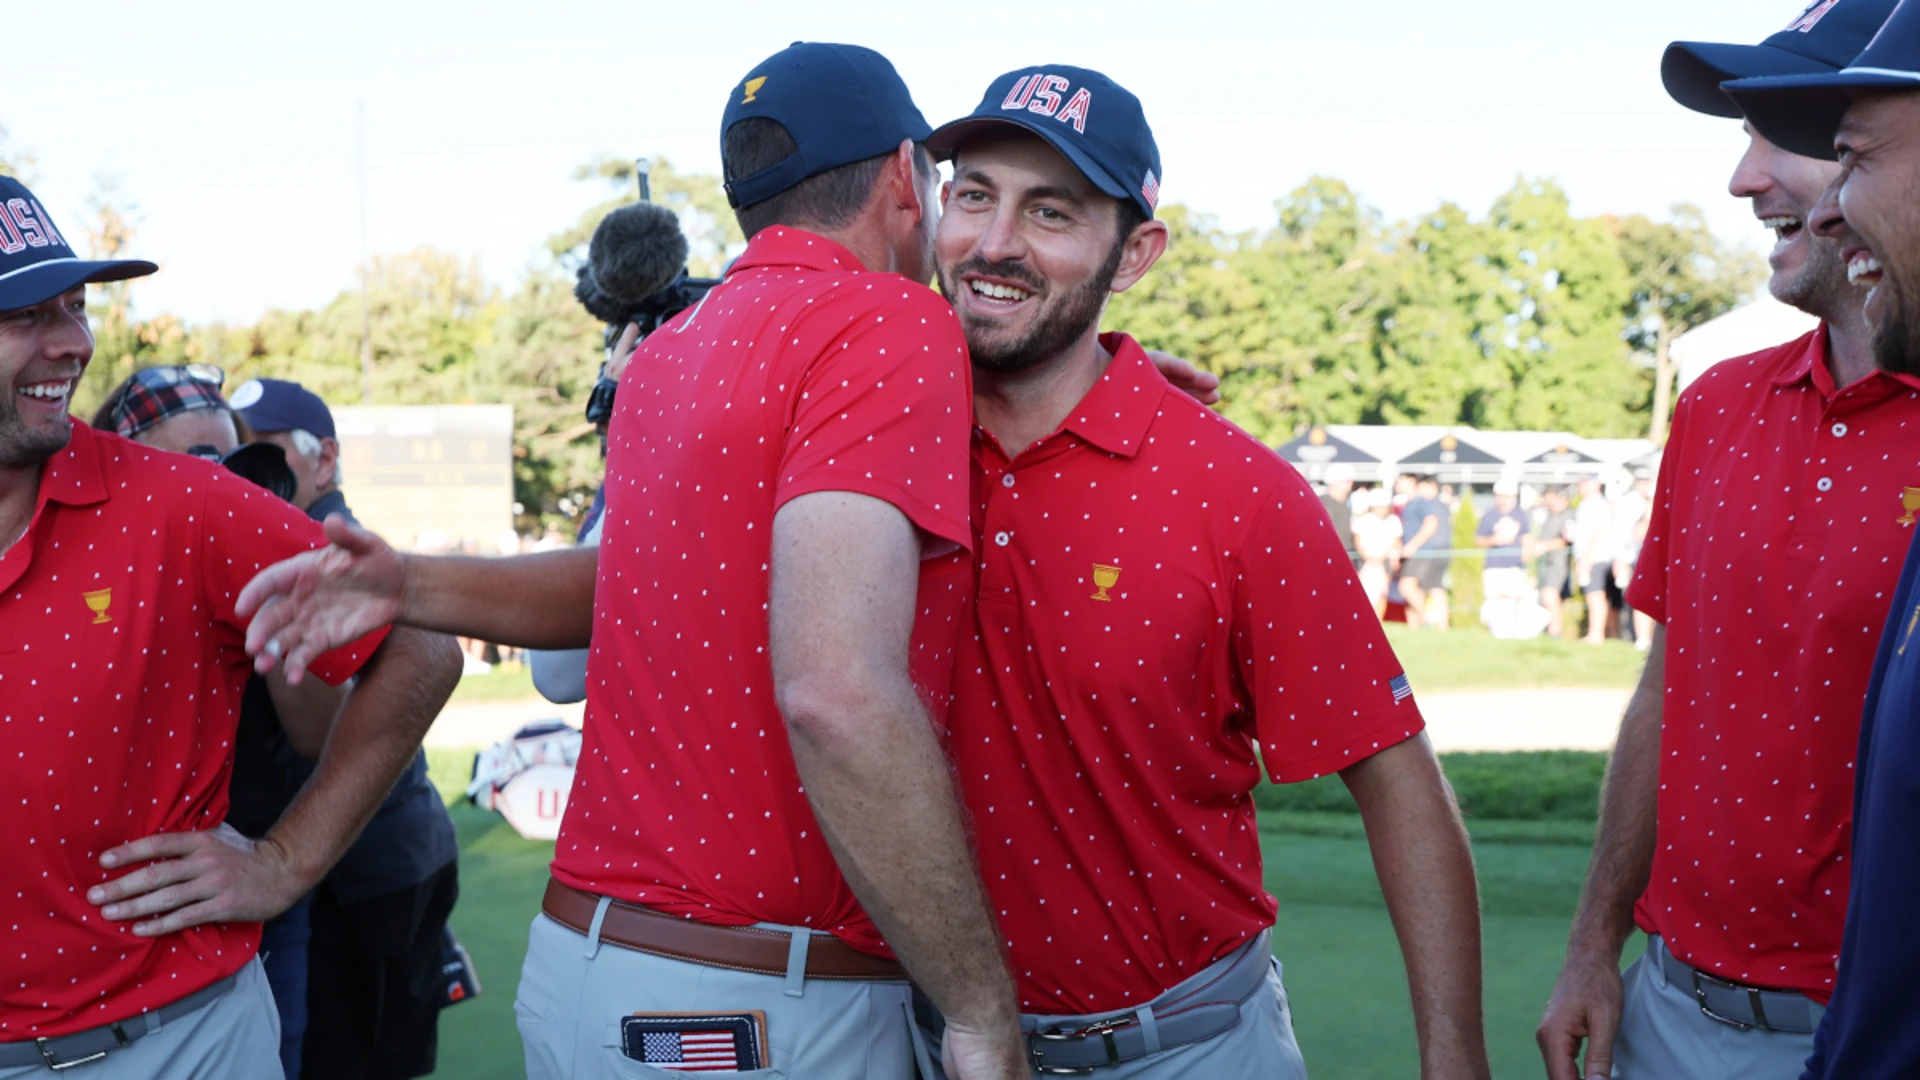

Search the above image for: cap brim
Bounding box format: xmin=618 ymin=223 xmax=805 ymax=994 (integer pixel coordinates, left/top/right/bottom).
xmin=927 ymin=114 xmax=1133 ymax=206
xmin=1724 ymin=69 xmax=1920 ymax=160
xmin=1661 ymin=41 xmax=1839 ymax=119
xmin=0 ymin=258 xmax=158 ymax=313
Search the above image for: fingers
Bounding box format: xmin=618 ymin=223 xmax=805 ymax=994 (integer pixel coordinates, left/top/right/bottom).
xmin=1581 ymin=1017 xmax=1618 ymax=1080
xmin=97 ymin=830 xmax=209 ymax=872
xmin=323 ymin=513 xmax=380 ymax=553
xmin=1536 ymin=1015 xmax=1584 ymax=1080
xmin=130 ymin=898 xmax=230 ymax=938
xmin=236 ymin=556 xmax=305 ymax=620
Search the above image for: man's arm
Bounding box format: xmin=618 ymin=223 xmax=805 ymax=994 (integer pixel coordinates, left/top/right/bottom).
xmin=1404 ymin=515 xmax=1441 ymax=558
xmin=1536 ymin=624 xmax=1665 ymax=1080
xmin=1342 ymin=733 xmax=1491 ymax=1080
xmin=88 ymin=626 xmax=462 ymax=934
xmin=238 ymin=515 xmax=598 ymax=682
xmin=769 ymin=491 xmax=1025 ymax=1079
xmin=265 ymin=670 xmax=350 ymax=760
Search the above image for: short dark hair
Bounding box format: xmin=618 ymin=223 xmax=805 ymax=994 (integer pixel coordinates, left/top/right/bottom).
xmin=1112 ymin=197 xmax=1150 ymax=253
xmin=724 ymin=117 xmax=933 ymax=239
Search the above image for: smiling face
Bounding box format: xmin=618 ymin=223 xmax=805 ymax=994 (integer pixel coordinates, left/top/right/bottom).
xmin=0 ymin=287 xmax=91 ymax=468
xmin=935 ymin=130 xmax=1159 ymax=376
xmin=1820 ymin=91 xmax=1920 ymax=375
xmin=1729 ymin=124 xmax=1851 ymax=319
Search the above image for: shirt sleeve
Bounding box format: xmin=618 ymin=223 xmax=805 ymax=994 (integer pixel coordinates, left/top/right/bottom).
xmin=1626 ymin=394 xmax=1690 ymax=624
xmin=775 ymin=283 xmax=973 ymax=551
xmin=196 ymin=470 xmax=389 ymax=686
xmin=1233 ymin=470 xmax=1426 ymax=783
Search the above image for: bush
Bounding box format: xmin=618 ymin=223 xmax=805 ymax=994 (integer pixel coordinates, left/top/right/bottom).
xmin=1254 ymin=750 xmax=1606 ymax=822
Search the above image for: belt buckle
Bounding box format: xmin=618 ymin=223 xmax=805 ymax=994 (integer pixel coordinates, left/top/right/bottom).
xmin=36 ymin=1024 xmax=132 ymax=1071
xmin=1029 ymin=1016 xmax=1128 ymax=1075
xmin=1690 ymin=969 xmax=1771 ymax=1032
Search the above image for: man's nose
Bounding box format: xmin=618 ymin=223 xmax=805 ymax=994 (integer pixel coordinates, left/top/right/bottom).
xmin=976 ymin=209 xmax=1026 ymax=266
xmin=1809 ymin=172 xmax=1848 ymax=240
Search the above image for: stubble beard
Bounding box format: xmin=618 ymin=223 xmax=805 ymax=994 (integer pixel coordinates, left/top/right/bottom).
xmin=944 ymin=244 xmax=1123 ymax=377
xmin=0 ymin=399 xmax=72 ymax=469
xmin=1870 ymin=271 xmax=1920 ymax=377
xmin=1770 ymin=234 xmax=1854 ymax=324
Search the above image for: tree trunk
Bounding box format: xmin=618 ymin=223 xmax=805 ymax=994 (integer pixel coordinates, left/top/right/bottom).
xmin=1648 ymin=316 xmax=1675 ymax=445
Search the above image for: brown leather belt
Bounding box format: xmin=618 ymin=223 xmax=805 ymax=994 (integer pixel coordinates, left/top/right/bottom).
xmin=542 ymin=877 xmax=907 ymax=981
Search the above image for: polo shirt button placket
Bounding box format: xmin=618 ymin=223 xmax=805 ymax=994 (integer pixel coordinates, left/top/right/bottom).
xmin=995 ymin=531 xmax=1012 ymax=547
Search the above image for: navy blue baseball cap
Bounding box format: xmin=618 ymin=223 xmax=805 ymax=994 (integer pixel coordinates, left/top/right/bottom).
xmin=928 ymin=66 xmax=1163 ymax=221
xmin=720 ymin=42 xmax=932 ymax=210
xmin=0 ymin=176 xmax=156 ymax=312
xmin=1726 ymin=0 xmax=1920 ymax=159
xmin=231 ymin=377 xmax=336 ymax=440
xmin=1662 ymin=0 xmax=1897 ymax=118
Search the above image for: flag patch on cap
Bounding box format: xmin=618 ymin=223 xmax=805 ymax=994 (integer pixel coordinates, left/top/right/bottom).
xmin=1390 ymin=674 xmax=1413 ymax=703
xmin=1141 ymin=170 xmax=1161 ymax=211
xmin=621 ymin=1012 xmax=766 ymax=1072
xmin=1784 ymin=0 xmax=1841 ymax=32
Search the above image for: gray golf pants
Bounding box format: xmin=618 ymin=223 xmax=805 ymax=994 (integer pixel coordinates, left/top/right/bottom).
xmin=1613 ymin=936 xmax=1823 ymax=1079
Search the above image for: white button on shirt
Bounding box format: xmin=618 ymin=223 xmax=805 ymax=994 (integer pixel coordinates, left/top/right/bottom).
xmin=994 ymin=531 xmax=1011 ymax=546
xmin=1002 ymin=473 xmax=1016 ymax=488
xmin=1817 ymin=477 xmax=1835 ymax=492
xmin=1833 ymin=422 xmax=1849 ymax=437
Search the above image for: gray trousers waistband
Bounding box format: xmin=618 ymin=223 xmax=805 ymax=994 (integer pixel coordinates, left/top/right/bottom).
xmin=0 ymin=973 xmax=239 ymax=1070
xmin=1651 ymin=936 xmax=1821 ymax=1036
xmin=918 ymin=930 xmax=1274 ymax=1072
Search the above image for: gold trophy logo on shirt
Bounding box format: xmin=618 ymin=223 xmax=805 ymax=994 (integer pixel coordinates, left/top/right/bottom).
xmin=1899 ymin=486 xmax=1920 ymax=526
xmin=82 ymin=588 xmax=113 ymax=625
xmin=1090 ymin=564 xmax=1122 ymax=602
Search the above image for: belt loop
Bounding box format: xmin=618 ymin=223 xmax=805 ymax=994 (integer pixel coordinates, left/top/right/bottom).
xmin=784 ymin=928 xmax=811 ymax=998
xmin=1650 ymin=936 xmax=1670 ymax=991
xmin=584 ymin=895 xmax=614 ymax=961
xmin=1135 ymin=1004 xmax=1162 ymax=1056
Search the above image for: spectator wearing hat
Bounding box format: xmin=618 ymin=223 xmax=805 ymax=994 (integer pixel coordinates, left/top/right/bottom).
xmin=232 ymin=376 xmax=463 ymax=1080
xmin=0 ymin=175 xmax=460 ymax=1078
xmin=1534 ymin=486 xmax=1575 ymax=639
xmin=1720 ymin=6 xmax=1920 ymax=1074
xmin=1538 ymin=3 xmax=1920 ymax=1077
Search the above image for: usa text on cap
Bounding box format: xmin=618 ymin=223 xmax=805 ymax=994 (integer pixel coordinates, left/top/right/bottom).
xmin=1724 ymin=0 xmax=1920 ymax=159
xmin=927 ymin=65 xmax=1163 ymax=221
xmin=720 ymin=42 xmax=931 ymax=210
xmin=1661 ymin=0 xmax=1898 ymax=118
xmin=0 ymin=176 xmax=156 ymax=312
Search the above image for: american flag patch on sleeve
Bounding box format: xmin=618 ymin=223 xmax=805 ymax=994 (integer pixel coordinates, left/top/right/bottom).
xmin=621 ymin=1011 xmax=767 ymax=1072
xmin=1390 ymin=674 xmax=1413 ymax=703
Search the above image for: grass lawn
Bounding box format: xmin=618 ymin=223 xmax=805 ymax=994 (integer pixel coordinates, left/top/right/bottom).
xmin=431 ymin=797 xmax=1613 ymax=1079
xmin=447 ymin=664 xmax=539 ymax=703
xmin=1385 ymin=624 xmax=1646 ymax=693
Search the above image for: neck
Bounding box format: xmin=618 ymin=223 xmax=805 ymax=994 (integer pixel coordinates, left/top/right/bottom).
xmin=1824 ymin=303 xmax=1877 ymax=387
xmin=0 ymin=459 xmax=40 ymax=553
xmin=974 ymin=324 xmax=1112 ymax=458
xmin=814 ymin=218 xmax=901 ymax=277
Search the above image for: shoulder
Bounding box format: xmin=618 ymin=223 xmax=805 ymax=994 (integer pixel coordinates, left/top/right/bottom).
xmin=1146 ymin=387 xmax=1319 ymax=529
xmin=1673 ymin=327 xmax=1822 ymax=418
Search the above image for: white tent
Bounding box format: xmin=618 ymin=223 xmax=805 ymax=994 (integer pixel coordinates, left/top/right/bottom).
xmin=1673 ymin=294 xmax=1820 ymax=394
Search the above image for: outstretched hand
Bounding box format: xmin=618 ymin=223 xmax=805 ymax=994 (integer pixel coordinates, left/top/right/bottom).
xmin=88 ymin=824 xmax=307 ymax=938
xmin=237 ymin=514 xmax=406 ymax=685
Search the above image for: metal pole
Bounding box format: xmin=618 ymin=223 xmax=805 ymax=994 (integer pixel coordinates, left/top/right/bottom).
xmin=359 ymin=100 xmax=373 ymax=404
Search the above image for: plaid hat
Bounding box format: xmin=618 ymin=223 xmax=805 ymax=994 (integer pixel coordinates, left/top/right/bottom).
xmin=0 ymin=175 xmax=156 ymax=312
xmin=110 ymin=364 xmax=228 ymax=439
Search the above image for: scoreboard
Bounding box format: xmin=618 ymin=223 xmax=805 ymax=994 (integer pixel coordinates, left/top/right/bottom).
xmin=332 ymin=405 xmax=516 ymax=553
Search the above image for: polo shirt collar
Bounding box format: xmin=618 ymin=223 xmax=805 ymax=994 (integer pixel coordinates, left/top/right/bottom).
xmin=1768 ymin=323 xmax=1920 ymax=396
xmin=1051 ymin=333 xmax=1168 ymax=459
xmin=41 ymin=418 xmax=108 ymax=508
xmin=727 ymin=226 xmax=865 ymax=279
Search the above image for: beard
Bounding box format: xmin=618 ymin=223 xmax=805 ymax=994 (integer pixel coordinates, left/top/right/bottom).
xmin=0 ymin=397 xmax=73 ymax=469
xmin=1771 ymin=233 xmax=1854 ymax=321
xmin=941 ymin=240 xmax=1124 ymax=376
xmin=1871 ymin=272 xmax=1920 ymax=376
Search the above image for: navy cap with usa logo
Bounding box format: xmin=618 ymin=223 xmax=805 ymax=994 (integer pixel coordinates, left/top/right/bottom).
xmin=0 ymin=175 xmax=156 ymax=312
xmin=1662 ymin=0 xmax=1897 ymax=119
xmin=720 ymin=42 xmax=932 ymax=210
xmin=927 ymin=66 xmax=1163 ymax=221
xmin=1725 ymin=0 xmax=1920 ymax=159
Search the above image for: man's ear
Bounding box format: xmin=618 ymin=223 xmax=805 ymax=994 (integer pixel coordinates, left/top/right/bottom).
xmin=317 ymin=437 xmax=341 ymax=486
xmin=1109 ymin=218 xmax=1171 ymax=295
xmin=884 ymin=139 xmax=925 ymax=222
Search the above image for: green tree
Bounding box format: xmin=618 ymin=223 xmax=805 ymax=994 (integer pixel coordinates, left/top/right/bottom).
xmin=551 ymin=155 xmax=744 ymax=277
xmin=1614 ymin=205 xmax=1763 ymax=443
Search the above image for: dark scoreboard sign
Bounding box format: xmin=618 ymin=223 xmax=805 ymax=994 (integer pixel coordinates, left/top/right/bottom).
xmin=333 ymin=405 xmax=516 ymax=552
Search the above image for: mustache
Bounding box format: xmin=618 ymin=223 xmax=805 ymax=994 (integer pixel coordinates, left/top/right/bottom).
xmin=947 ymin=257 xmax=1046 ymax=295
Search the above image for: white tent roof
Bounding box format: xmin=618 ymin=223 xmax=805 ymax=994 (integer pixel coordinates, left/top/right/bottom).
xmin=1673 ymin=294 xmax=1820 ymax=394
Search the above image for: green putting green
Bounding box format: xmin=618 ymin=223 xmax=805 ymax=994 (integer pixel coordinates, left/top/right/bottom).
xmin=431 ymin=802 xmax=1606 ymax=1078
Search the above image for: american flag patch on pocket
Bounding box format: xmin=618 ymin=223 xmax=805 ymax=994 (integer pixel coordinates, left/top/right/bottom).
xmin=621 ymin=1011 xmax=767 ymax=1072
xmin=1390 ymin=674 xmax=1413 ymax=703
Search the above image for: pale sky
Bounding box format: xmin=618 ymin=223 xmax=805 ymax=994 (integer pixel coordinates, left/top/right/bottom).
xmin=5 ymin=0 xmax=1794 ymax=326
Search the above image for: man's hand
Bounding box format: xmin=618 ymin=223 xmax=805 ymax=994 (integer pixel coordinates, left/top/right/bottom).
xmin=606 ymin=320 xmax=642 ymax=385
xmin=1146 ymin=350 xmax=1221 ymax=405
xmin=941 ymin=1020 xmax=1029 ymax=1080
xmin=1536 ymin=948 xmax=1625 ymax=1080
xmin=238 ymin=515 xmax=407 ymax=684
xmin=87 ymin=824 xmax=306 ymax=938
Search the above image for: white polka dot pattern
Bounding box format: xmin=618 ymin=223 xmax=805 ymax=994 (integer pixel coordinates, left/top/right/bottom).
xmin=0 ymin=422 xmax=384 ymax=1040
xmin=948 ymin=335 xmax=1425 ymax=1014
xmin=1627 ymin=326 xmax=1920 ymax=1000
xmin=548 ymin=227 xmax=973 ymax=958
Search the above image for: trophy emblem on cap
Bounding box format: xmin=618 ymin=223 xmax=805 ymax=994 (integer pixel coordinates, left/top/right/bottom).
xmin=1090 ymin=564 xmax=1122 ymax=602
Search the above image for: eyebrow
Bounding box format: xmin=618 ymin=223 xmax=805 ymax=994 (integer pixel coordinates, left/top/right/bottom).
xmin=953 ymin=166 xmax=1090 ymax=209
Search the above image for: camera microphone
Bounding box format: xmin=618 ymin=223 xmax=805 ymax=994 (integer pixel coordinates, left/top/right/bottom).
xmin=573 ymin=202 xmax=690 ymax=325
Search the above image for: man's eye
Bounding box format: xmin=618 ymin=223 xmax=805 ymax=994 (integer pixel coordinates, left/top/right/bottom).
xmin=1036 ymin=207 xmax=1067 ymax=223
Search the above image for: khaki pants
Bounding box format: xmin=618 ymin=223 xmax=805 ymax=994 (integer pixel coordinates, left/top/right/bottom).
xmin=516 ymin=912 xmax=917 ymax=1079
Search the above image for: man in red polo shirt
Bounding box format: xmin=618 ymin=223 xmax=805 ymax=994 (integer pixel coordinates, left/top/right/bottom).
xmin=909 ymin=68 xmax=1489 ymax=1078
xmin=239 ymin=43 xmax=1025 ymax=1080
xmin=1537 ymin=4 xmax=1920 ymax=1077
xmin=0 ymin=176 xmax=460 ymax=1078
